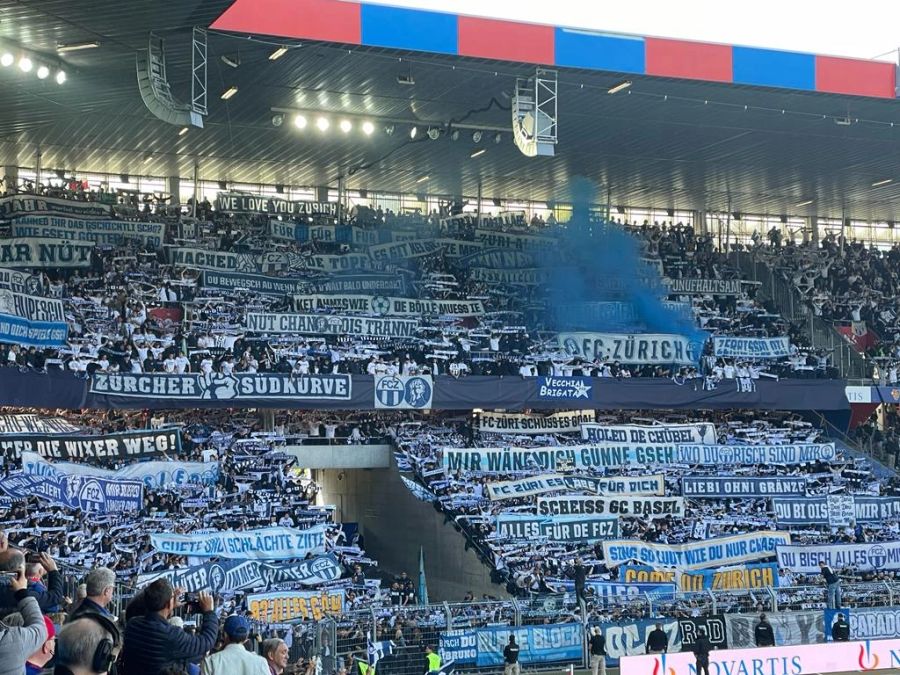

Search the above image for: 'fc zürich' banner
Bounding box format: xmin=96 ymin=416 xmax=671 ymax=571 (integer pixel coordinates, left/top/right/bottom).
xmin=681 ymin=476 xmax=807 ymax=498
xmin=90 ymin=373 xmax=352 ymax=401
xmin=479 ymin=410 xmax=595 ymax=434
xmin=0 ymin=290 xmax=67 ymax=347
xmin=558 ymin=333 xmax=698 ymax=365
xmin=0 ymin=428 xmax=181 ymax=461
xmin=374 ymin=375 xmax=433 ymax=410
xmin=0 ymin=268 xmax=45 ymax=295
xmin=246 ymin=313 xmax=419 ymax=338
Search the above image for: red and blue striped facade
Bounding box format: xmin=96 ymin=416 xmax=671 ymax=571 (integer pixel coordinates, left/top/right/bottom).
xmin=211 ymin=0 xmax=898 ymax=99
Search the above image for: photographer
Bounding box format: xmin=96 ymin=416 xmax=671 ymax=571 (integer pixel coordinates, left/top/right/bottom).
xmin=0 ymin=567 xmax=48 ymax=674
xmin=0 ymin=536 xmax=65 ymax=614
xmin=120 ymin=580 xmax=219 ymax=675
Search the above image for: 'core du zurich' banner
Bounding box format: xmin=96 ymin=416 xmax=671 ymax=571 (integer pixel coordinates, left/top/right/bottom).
xmin=0 ymin=290 xmax=67 ymax=347
xmin=558 ymin=333 xmax=698 ymax=365
xmin=151 ymin=524 xmax=327 ymax=560
xmin=681 ymin=476 xmax=808 ymax=498
xmin=603 ymin=531 xmax=791 ymax=571
xmin=776 ymin=541 xmax=900 ymax=573
xmin=676 ymin=443 xmax=836 ymax=466
xmin=581 ymin=422 xmax=715 ymax=445
xmin=246 ymin=313 xmax=419 ymax=338
xmin=713 ymin=336 xmax=792 ymax=359
xmin=90 ymin=373 xmax=352 ymax=401
xmin=0 ymin=428 xmax=181 ymax=461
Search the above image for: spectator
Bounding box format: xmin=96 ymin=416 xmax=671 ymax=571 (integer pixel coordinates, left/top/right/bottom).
xmin=201 ymin=615 xmax=268 ymax=675
xmin=0 ymin=548 xmax=64 ymax=614
xmin=503 ymin=635 xmax=520 ymax=675
xmin=424 ymin=646 xmax=441 ymax=674
xmin=819 ymin=561 xmax=841 ymax=609
xmin=588 ymin=627 xmax=606 ymax=675
xmin=0 ymin=569 xmax=47 ymax=675
xmin=120 ymin=581 xmax=218 ymax=675
xmin=55 ymin=617 xmax=116 ymax=675
xmin=754 ymin=614 xmax=775 ymax=647
xmin=25 ymin=615 xmax=56 ymax=675
xmin=262 ymin=638 xmax=289 ymax=675
xmin=646 ymin=623 xmax=668 ymax=654
xmin=693 ymin=628 xmax=712 ymax=675
xmin=831 ymin=613 xmax=850 ymax=642
xmin=69 ymin=568 xmax=116 ymax=620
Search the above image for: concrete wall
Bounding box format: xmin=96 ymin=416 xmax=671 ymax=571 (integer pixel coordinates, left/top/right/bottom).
xmin=284 ymin=444 xmax=391 ymax=469
xmin=317 ymin=457 xmax=506 ymax=602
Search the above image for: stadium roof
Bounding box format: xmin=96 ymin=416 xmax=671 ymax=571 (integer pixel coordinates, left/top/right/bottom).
xmin=0 ymin=0 xmax=898 ymax=221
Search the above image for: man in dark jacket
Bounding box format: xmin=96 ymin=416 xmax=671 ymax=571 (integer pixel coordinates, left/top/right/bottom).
xmin=831 ymin=613 xmax=850 ymax=642
xmin=503 ymin=635 xmax=520 ymax=675
xmin=754 ymin=614 xmax=775 ymax=647
xmin=589 ymin=627 xmax=606 ymax=675
xmin=120 ymin=579 xmax=218 ymax=675
xmin=645 ymin=623 xmax=668 ymax=654
xmin=693 ymin=628 xmax=713 ymax=675
xmin=0 ymin=549 xmax=65 ymax=614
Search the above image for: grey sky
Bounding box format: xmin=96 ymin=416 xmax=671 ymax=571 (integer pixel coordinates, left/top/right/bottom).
xmin=362 ymin=0 xmax=900 ymax=61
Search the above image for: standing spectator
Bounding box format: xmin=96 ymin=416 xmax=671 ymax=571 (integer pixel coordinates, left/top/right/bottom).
xmin=754 ymin=614 xmax=775 ymax=647
xmin=55 ymin=617 xmax=115 ymax=675
xmin=819 ymin=561 xmax=842 ymax=609
xmin=424 ymin=646 xmax=441 ymax=674
xmin=573 ymin=558 xmax=589 ymax=607
xmin=693 ymin=628 xmax=712 ymax=675
xmin=201 ymin=615 xmax=268 ymax=675
xmin=831 ymin=613 xmax=850 ymax=642
xmin=25 ymin=615 xmax=56 ymax=675
xmin=588 ymin=627 xmax=606 ymax=675
xmin=262 ymin=638 xmax=289 ymax=675
xmin=0 ymin=548 xmax=64 ymax=614
xmin=645 ymin=623 xmax=669 ymax=654
xmin=503 ymin=635 xmax=520 ymax=675
xmin=69 ymin=568 xmax=116 ymax=620
xmin=120 ymin=581 xmax=218 ymax=675
xmin=0 ymin=569 xmax=47 ymax=675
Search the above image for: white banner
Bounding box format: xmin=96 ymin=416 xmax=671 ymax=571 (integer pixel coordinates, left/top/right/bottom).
xmin=486 ymin=474 xmax=665 ymax=500
xmin=725 ymin=611 xmax=823 ymax=649
xmin=474 ymin=228 xmax=551 ymax=251
xmin=558 ymin=332 xmax=698 ymax=364
xmin=0 ymin=268 xmax=43 ymax=295
xmin=479 ymin=410 xmax=594 ymax=435
xmin=22 ymin=451 xmax=218 ymax=489
xmin=676 ymin=443 xmax=836 ymax=465
xmin=775 ymin=541 xmax=900 ymax=574
xmin=0 ymin=238 xmax=94 ymax=269
xmin=581 ymin=423 xmax=716 ymax=445
xmin=150 ymin=525 xmax=327 ymax=560
xmin=368 ymin=240 xmax=442 ymax=263
xmin=469 ymin=268 xmax=550 ymax=285
xmin=712 ymin=336 xmax=792 ymax=359
xmin=293 ymin=294 xmax=484 ymax=317
xmin=0 ymin=195 xmax=110 ymax=219
xmin=603 ymin=531 xmax=791 ymax=571
xmin=443 ymin=445 xmax=694 ymax=473
xmin=246 ymin=313 xmax=419 ymax=337
xmin=536 ymin=496 xmax=684 ymax=518
xmin=12 ymin=215 xmax=166 ymax=247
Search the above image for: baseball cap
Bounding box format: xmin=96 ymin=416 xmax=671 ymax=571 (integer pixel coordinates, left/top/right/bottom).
xmin=42 ymin=615 xmax=56 ymax=640
xmin=224 ymin=615 xmax=250 ymax=640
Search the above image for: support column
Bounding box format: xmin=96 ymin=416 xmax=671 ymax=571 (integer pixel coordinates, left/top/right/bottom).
xmin=261 ymin=410 xmax=275 ymax=432
xmin=316 ymin=185 xmax=329 ymax=204
xmin=810 ymin=216 xmax=819 ymax=246
xmin=2 ymin=165 xmax=18 ymax=194
xmin=166 ymin=175 xmax=181 ymax=208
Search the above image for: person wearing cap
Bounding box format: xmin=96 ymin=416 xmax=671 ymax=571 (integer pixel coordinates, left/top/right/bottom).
xmin=0 ymin=567 xmax=47 ymax=675
xmin=588 ymin=627 xmax=606 ymax=675
xmin=201 ymin=615 xmax=269 ymax=675
xmin=693 ymin=628 xmax=713 ymax=675
xmin=831 ymin=613 xmax=850 ymax=642
xmin=25 ymin=615 xmax=55 ymax=675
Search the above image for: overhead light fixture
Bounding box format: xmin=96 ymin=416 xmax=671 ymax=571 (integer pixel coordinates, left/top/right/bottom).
xmin=36 ymin=65 xmax=49 ymax=79
xmin=272 ymin=114 xmax=284 ymax=127
xmin=493 ymin=133 xmax=502 ymax=144
xmin=220 ymin=86 xmax=238 ymax=100
xmin=872 ymin=178 xmax=893 ymax=187
xmin=18 ymin=57 xmax=32 ymax=73
xmin=316 ymin=117 xmax=329 ymax=131
xmin=362 ymin=121 xmax=375 ymax=136
xmin=56 ymin=41 xmax=100 ymax=53
xmin=179 ymin=127 xmax=189 ymax=136
xmin=608 ymin=80 xmax=632 ymax=94
xmin=397 ymin=74 xmax=415 ymax=86
xmin=144 ymin=154 xmax=153 ymax=163
xmin=0 ymin=53 xmax=13 ymax=67
xmin=384 ymin=124 xmax=395 ymax=136
xmin=55 ymin=70 xmax=66 ymax=84
xmin=268 ymin=46 xmax=288 ymax=61
xmin=470 ymin=149 xmax=486 ymax=158
xmin=415 ymin=175 xmax=429 ymax=183
xmin=339 ymin=119 xmax=352 ymax=133
xmin=427 ymin=127 xmax=440 ymax=141
xmin=450 ymin=130 xmax=460 ymax=141
xmin=472 ymin=131 xmax=483 ymax=143
xmin=220 ymin=55 xmax=240 ymax=69
xmin=409 ymin=126 xmax=418 ymax=139
xmin=294 ymin=114 xmax=308 ymax=130
xmin=795 ymin=199 xmax=814 ymax=207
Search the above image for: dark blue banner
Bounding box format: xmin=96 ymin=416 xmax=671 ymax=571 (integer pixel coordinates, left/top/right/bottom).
xmin=0 ymin=472 xmax=143 ymax=513
xmin=681 ymin=476 xmax=807 ymax=498
xmin=537 ymin=376 xmax=593 ymax=401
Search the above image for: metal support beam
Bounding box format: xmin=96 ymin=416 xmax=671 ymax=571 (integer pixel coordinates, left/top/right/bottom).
xmin=191 ymin=27 xmax=208 ymax=116
xmin=512 ymin=68 xmax=557 ymax=157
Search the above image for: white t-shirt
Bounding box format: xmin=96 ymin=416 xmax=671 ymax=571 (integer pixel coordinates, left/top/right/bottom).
xmin=200 ymin=358 xmax=214 ymax=375
xmin=163 ymin=357 xmax=176 ymax=373
xmin=174 ymin=355 xmax=190 ymax=374
xmin=221 ymin=360 xmax=235 ymax=376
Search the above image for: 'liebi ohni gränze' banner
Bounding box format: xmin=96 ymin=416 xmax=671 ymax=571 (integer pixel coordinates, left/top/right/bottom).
xmin=681 ymin=476 xmax=808 ymax=498
xmin=0 ymin=290 xmax=67 ymax=347
xmin=558 ymin=333 xmax=698 ymax=365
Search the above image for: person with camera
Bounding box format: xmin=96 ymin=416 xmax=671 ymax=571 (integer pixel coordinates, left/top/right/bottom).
xmin=0 ymin=566 xmax=48 ymax=675
xmin=0 ymin=535 xmax=65 ymax=614
xmin=120 ymin=580 xmax=219 ymax=675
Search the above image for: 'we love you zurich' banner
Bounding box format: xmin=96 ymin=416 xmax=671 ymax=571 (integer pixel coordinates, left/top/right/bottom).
xmin=151 ymin=525 xmax=327 ymax=560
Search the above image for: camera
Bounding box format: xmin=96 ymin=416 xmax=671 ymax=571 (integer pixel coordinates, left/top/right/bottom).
xmin=181 ymin=592 xmax=201 ymax=612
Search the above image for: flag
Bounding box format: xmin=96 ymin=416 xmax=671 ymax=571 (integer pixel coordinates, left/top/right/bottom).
xmin=367 ymin=633 xmax=394 ymax=670
xmin=418 ymin=546 xmax=429 ymax=605
xmin=435 ymin=660 xmax=456 ymax=675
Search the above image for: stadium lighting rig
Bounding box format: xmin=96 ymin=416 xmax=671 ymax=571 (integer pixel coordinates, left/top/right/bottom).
xmin=0 ymin=45 xmax=66 ymax=84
